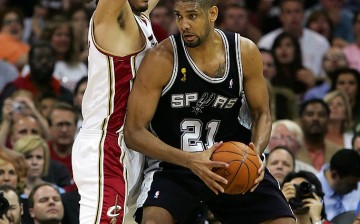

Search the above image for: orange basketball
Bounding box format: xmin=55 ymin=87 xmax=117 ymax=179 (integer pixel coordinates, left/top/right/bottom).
xmin=211 ymin=141 xmax=261 ymax=194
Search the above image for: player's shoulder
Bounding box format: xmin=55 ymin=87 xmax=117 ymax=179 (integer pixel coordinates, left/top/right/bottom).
xmin=238 ymin=36 xmax=258 ymax=52
xmin=147 ymin=38 xmax=174 ymax=59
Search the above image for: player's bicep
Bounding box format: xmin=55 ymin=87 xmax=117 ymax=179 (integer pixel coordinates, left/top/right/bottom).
xmin=127 ymin=42 xmax=174 ymax=128
xmin=240 ymin=38 xmax=269 ymax=114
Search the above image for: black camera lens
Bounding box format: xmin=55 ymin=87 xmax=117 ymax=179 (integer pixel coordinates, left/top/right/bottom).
xmin=0 ymin=192 xmax=9 ymax=217
xmin=298 ymin=181 xmax=313 ymax=197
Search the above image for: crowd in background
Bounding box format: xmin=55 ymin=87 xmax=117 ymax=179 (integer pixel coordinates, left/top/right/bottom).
xmin=0 ymin=0 xmax=360 ymax=223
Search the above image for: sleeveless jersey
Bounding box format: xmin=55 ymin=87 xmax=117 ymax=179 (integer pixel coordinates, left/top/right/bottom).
xmin=150 ymin=30 xmax=251 ymax=153
xmin=81 ymin=13 xmax=157 ymax=133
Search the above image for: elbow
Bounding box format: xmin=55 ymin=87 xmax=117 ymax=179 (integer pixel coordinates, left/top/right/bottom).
xmin=123 ymin=125 xmax=135 ymax=149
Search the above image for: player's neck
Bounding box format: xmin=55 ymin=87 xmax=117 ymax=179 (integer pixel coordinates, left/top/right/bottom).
xmin=187 ymin=30 xmax=222 ymax=59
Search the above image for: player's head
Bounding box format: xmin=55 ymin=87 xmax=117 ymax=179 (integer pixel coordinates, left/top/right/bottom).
xmin=129 ymin=0 xmax=149 ymax=13
xmin=174 ymin=0 xmax=218 ymax=48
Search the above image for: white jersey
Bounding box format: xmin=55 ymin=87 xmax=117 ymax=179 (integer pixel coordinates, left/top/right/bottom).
xmin=81 ymin=13 xmax=157 ymax=132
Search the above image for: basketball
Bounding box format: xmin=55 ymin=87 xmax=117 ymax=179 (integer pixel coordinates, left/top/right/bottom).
xmin=211 ymin=141 xmax=261 ymax=194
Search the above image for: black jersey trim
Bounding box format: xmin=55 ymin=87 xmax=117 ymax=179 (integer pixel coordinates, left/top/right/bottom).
xmin=162 ymin=36 xmax=179 ymax=95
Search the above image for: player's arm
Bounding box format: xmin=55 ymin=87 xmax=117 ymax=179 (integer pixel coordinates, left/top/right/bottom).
xmin=241 ymin=37 xmax=272 ymax=156
xmin=124 ymin=40 xmax=228 ymax=194
xmin=143 ymin=0 xmax=160 ymax=17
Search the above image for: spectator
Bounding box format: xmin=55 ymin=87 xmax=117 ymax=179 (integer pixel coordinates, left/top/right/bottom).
xmin=0 ymin=185 xmax=23 ymax=224
xmin=72 ymin=76 xmax=87 ymax=134
xmin=39 ymin=16 xmax=87 ymax=92
xmin=305 ymin=0 xmax=354 ymax=43
xmin=268 ymin=119 xmax=317 ymax=174
xmin=22 ymin=1 xmax=48 ymax=45
xmin=303 ymin=46 xmax=348 ymax=102
xmin=0 ymin=60 xmax=18 ymax=94
xmin=0 ymin=157 xmax=26 ymax=194
xmin=220 ymin=3 xmax=262 ymax=43
xmin=330 ymin=68 xmax=360 ymax=127
xmin=271 ymin=32 xmax=316 ymax=97
xmin=47 ymin=102 xmax=77 ymax=178
xmin=266 ymin=146 xmax=295 ymax=185
xmin=282 ymin=171 xmax=330 ymax=224
xmin=28 ymin=183 xmax=64 ymax=224
xmin=352 ymin=132 xmax=360 ymax=154
xmin=343 ymin=11 xmax=360 ymax=73
xmin=150 ymin=3 xmax=176 ymax=35
xmin=37 ymin=93 xmax=59 ymax=119
xmin=0 ymin=7 xmax=29 ymax=70
xmin=298 ymin=99 xmax=341 ymax=171
xmin=258 ymin=0 xmax=330 ymax=77
xmin=323 ymin=90 xmax=353 ymax=148
xmin=305 ymin=10 xmax=334 ymax=45
xmin=316 ymin=149 xmax=360 ymax=220
xmin=0 ymin=41 xmax=73 ymax=109
xmin=260 ymin=48 xmax=277 ymax=81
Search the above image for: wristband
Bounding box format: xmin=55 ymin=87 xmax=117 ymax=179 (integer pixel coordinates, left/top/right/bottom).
xmin=313 ymin=221 xmax=322 ymax=224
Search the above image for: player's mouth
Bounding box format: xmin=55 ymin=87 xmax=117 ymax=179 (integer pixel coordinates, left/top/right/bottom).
xmin=183 ymin=34 xmax=196 ymax=42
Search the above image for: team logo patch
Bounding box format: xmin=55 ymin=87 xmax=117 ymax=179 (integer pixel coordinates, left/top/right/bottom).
xmin=154 ymin=191 xmax=160 ymax=198
xmin=107 ymin=195 xmax=122 ymax=224
xmin=181 ymin=68 xmax=187 ymax=82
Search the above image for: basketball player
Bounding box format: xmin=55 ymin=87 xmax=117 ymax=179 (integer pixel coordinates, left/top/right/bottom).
xmin=71 ymin=0 xmax=159 ymax=223
xmin=124 ymin=0 xmax=295 ymax=223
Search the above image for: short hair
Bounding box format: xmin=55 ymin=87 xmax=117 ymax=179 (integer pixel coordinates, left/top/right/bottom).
xmin=0 ymin=185 xmax=21 ymax=204
xmin=279 ymin=0 xmax=304 ymax=11
xmin=174 ymin=0 xmax=217 ymax=9
xmin=13 ymin=135 xmax=50 ymax=177
xmin=272 ymin=119 xmax=304 ymax=148
xmin=266 ymin=146 xmax=296 ymax=168
xmin=299 ymin=99 xmax=330 ymax=117
xmin=330 ymin=149 xmax=360 ymax=178
xmin=28 ymin=183 xmax=60 ymax=208
xmin=47 ymin=102 xmax=78 ymax=126
xmin=29 ymin=40 xmax=56 ymax=59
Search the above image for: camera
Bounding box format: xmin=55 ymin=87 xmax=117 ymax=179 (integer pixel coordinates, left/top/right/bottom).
xmin=11 ymin=101 xmax=25 ymax=113
xmin=288 ymin=181 xmax=316 ymax=213
xmin=0 ymin=192 xmax=9 ymax=217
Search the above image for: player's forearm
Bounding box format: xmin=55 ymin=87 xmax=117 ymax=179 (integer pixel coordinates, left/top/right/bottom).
xmin=251 ymin=111 xmax=271 ymax=154
xmin=124 ymin=126 xmax=191 ymax=168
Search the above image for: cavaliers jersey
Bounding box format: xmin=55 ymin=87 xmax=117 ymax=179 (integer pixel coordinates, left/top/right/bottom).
xmin=81 ymin=13 xmax=157 ymax=133
xmin=150 ymin=30 xmax=252 ymax=153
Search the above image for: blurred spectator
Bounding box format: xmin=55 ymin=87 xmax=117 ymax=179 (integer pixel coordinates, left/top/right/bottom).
xmin=258 ymin=0 xmax=330 ymax=77
xmin=303 ymin=47 xmax=348 ymax=102
xmin=343 ymin=11 xmax=360 ymax=72
xmin=271 ymin=32 xmax=315 ymax=98
xmin=150 ymin=3 xmax=177 ymax=35
xmin=22 ymin=1 xmax=48 ymax=45
xmin=298 ymin=99 xmax=341 ymax=171
xmin=0 ymin=185 xmax=23 ymax=224
xmin=0 ymin=7 xmax=29 ymax=70
xmin=268 ymin=119 xmax=317 ymax=174
xmin=13 ymin=135 xmax=52 ymax=197
xmin=0 ymin=41 xmax=73 ymax=108
xmin=220 ymin=3 xmax=262 ymax=43
xmin=48 ymin=102 xmax=77 ymax=178
xmin=28 ymin=183 xmax=64 ymax=224
xmin=353 ymin=132 xmax=360 ymax=154
xmin=316 ymin=149 xmax=360 ymax=220
xmin=0 ymin=157 xmax=26 ymax=195
xmin=330 ymin=68 xmax=360 ymax=127
xmin=73 ymin=76 xmax=87 ymax=134
xmin=38 ymin=16 xmax=87 ymax=92
xmin=305 ymin=10 xmax=334 ymax=45
xmin=67 ymin=5 xmax=90 ymax=65
xmin=0 ymin=60 xmax=18 ymax=94
xmin=260 ymin=48 xmax=277 ymax=81
xmin=305 ymin=0 xmax=354 ymax=43
xmin=282 ymin=171 xmax=329 ymax=224
xmin=323 ymin=90 xmax=353 ymax=148
xmin=266 ymin=146 xmax=295 ymax=185
xmin=38 ymin=93 xmax=59 ymax=119
xmin=246 ymin=0 xmax=282 ymax=34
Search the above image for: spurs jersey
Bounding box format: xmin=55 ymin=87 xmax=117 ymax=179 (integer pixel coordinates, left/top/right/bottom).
xmin=150 ymin=30 xmax=252 ymax=153
xmin=82 ymin=14 xmax=157 ymax=133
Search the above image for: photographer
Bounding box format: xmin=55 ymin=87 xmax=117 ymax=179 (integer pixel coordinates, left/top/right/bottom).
xmin=282 ymin=171 xmax=331 ymax=224
xmin=0 ymin=185 xmax=23 ymax=224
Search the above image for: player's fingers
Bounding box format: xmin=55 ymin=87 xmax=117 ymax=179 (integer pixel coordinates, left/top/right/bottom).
xmin=250 ymin=183 xmax=259 ymax=192
xmin=248 ymin=142 xmax=256 ymax=151
xmin=208 ymin=141 xmax=223 ymax=153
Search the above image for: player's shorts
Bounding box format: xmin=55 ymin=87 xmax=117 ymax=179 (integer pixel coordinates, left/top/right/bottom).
xmin=72 ymin=128 xmax=144 ymax=224
xmin=136 ymin=163 xmax=294 ymax=224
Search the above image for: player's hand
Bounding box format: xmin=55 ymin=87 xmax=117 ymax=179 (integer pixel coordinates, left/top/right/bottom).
xmin=302 ymin=193 xmax=322 ymax=222
xmin=249 ymin=142 xmax=264 ymax=192
xmin=187 ymin=142 xmax=229 ymax=195
xmin=281 ymin=182 xmax=296 ymax=202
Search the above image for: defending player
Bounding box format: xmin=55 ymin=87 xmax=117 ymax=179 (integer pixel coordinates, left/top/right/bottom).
xmin=72 ymin=0 xmax=159 ymax=223
xmin=124 ymin=0 xmax=296 ymax=223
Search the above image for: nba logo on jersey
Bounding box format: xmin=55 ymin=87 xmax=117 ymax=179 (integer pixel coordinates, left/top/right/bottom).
xmin=154 ymin=191 xmax=160 ymax=199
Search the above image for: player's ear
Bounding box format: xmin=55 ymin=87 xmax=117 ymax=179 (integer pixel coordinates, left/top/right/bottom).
xmin=209 ymin=6 xmax=218 ymax=22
